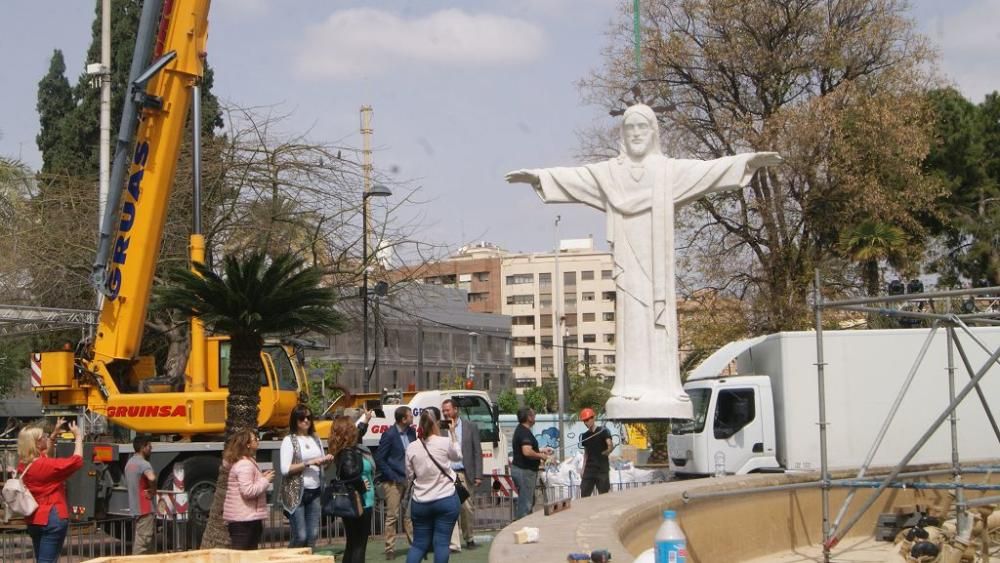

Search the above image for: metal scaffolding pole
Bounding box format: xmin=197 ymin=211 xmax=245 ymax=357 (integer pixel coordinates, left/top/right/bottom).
xmin=945 ymin=325 xmax=972 ymax=540
xmin=950 ymin=321 xmax=1000 ymax=444
xmin=813 ymin=271 xmax=832 ymax=563
xmin=817 ymin=286 xmax=1000 ymax=309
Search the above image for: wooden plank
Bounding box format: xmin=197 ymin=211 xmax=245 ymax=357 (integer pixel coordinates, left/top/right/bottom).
xmin=545 ymin=497 xmax=572 ymax=516
xmin=83 ymin=547 xmax=333 ymax=563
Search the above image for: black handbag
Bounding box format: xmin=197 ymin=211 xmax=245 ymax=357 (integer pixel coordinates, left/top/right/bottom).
xmin=321 ymin=454 xmax=363 ymax=518
xmin=419 ymin=438 xmax=471 ymax=504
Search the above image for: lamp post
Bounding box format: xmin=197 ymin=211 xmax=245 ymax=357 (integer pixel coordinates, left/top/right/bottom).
xmin=362 ymin=183 xmax=392 ymax=393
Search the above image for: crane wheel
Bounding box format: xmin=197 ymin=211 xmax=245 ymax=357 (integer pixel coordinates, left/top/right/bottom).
xmin=183 ymin=456 xmax=221 ymax=548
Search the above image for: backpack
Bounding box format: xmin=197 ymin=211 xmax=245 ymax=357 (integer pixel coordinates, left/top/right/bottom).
xmin=2 ymin=460 xmax=38 ymax=520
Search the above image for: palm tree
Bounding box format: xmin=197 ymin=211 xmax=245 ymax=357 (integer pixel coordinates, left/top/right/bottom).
xmin=156 ymin=251 xmax=345 ymax=548
xmin=839 ymin=221 xmax=909 ymax=297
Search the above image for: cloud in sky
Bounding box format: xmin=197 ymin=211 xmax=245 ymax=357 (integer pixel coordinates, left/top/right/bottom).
xmin=294 ymin=8 xmax=546 ymax=80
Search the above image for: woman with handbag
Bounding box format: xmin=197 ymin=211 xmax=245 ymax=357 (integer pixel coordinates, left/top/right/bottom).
xmin=326 ymin=414 xmax=375 ymax=563
xmin=279 ymin=404 xmax=333 ymax=548
xmin=17 ymin=418 xmax=84 ymax=563
xmin=222 ymin=430 xmax=274 ymax=550
xmin=404 ymin=409 xmax=463 ymax=563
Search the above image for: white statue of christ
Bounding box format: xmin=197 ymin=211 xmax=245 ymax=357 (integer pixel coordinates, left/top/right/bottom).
xmin=506 ymin=104 xmax=781 ymax=420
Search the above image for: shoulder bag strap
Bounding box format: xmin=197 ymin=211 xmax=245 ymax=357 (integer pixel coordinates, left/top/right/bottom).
xmin=17 ymin=459 xmax=37 ymax=479
xmin=419 ymin=438 xmax=457 ymax=484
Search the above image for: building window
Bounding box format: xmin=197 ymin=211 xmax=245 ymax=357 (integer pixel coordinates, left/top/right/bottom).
xmin=505 ymin=273 xmax=533 ymax=285
xmin=538 ymin=272 xmax=552 ymax=289
xmin=603 ymin=312 xmax=615 ymax=321
xmin=564 ymin=271 xmax=576 ymax=286
xmin=601 ymin=269 xmax=613 ymax=280
xmin=512 ymin=315 xmax=535 ymax=326
xmin=515 ymin=378 xmax=537 ymax=388
xmin=602 ymin=291 xmax=616 ymax=301
xmin=604 ymin=333 xmax=615 ymax=344
xmin=564 ymin=314 xmax=578 ymax=327
xmin=539 ymin=295 xmax=552 ymax=307
xmin=564 ymin=293 xmax=577 ymax=307
xmin=506 ymin=294 xmax=534 ymax=306
xmin=540 ymin=315 xmax=553 ymax=329
xmin=514 ymin=357 xmax=537 ymax=368
xmin=513 ymin=336 xmax=536 ymax=346
xmin=582 ymin=312 xmax=596 ymax=322
xmin=582 ymin=292 xmax=595 ymax=301
xmin=475 ymin=271 xmax=490 ymax=282
xmin=583 ymin=334 xmax=596 ymax=343
xmin=484 ymin=373 xmax=491 ymax=391
xmin=468 ymin=292 xmax=488 ymax=303
xmin=603 ymin=355 xmax=616 ymax=364
xmin=581 ymin=270 xmax=594 ymax=281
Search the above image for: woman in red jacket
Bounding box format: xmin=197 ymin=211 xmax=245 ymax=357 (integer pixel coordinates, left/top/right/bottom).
xmin=17 ymin=418 xmax=84 ymax=563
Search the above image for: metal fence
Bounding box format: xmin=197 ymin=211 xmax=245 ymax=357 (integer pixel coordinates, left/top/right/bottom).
xmin=0 ymin=478 xmax=667 ymax=561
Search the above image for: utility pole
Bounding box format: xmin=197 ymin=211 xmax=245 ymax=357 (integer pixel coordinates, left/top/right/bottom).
xmin=554 ymin=216 xmax=566 ymax=462
xmin=361 ymin=105 xmax=373 ymax=392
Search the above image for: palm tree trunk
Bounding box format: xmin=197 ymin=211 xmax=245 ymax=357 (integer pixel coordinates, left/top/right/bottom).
xmin=200 ymin=335 xmax=263 ymax=549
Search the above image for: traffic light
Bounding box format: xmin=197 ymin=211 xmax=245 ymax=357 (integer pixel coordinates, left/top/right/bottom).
xmin=465 ymin=364 xmax=475 ymax=379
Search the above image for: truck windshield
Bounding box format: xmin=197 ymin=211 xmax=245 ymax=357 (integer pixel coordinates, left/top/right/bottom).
xmin=671 ymin=388 xmax=711 ymax=435
xmin=455 ymin=396 xmax=499 ymax=443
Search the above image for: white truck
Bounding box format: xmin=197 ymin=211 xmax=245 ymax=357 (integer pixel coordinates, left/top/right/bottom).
xmin=668 ymin=328 xmax=1000 ymax=476
xmin=359 ymin=390 xmax=510 ymax=493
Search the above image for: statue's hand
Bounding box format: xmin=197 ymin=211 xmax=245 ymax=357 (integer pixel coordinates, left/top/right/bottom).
xmin=750 ymin=152 xmax=783 ymax=169
xmin=505 ymin=169 xmax=540 ymax=186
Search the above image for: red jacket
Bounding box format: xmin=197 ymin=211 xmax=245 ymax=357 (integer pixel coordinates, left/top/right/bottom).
xmin=18 ymin=454 xmax=84 ymax=525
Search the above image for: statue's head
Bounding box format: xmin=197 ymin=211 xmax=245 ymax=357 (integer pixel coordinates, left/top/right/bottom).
xmin=619 ymin=104 xmax=661 ymax=159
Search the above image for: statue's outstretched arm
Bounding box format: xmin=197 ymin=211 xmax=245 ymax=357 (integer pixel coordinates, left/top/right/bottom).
xmin=505 ymin=169 xmax=541 ymax=187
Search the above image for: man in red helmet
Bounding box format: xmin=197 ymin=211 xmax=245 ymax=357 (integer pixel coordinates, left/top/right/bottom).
xmin=579 ymin=408 xmax=613 ymax=497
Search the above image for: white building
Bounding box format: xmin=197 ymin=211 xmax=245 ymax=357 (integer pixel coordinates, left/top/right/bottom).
xmin=501 ymin=238 xmax=617 ymax=387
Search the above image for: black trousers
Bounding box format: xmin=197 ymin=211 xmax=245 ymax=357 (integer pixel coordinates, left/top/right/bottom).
xmin=228 ymin=520 xmax=263 ymax=550
xmin=340 ymin=507 xmax=373 ymax=563
xmin=580 ymin=474 xmax=611 ymax=497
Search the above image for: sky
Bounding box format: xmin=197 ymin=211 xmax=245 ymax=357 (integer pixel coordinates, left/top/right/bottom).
xmin=1 ymin=0 xmax=998 ymax=259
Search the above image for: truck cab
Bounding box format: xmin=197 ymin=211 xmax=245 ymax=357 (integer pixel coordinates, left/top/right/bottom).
xmin=668 ymin=375 xmax=779 ymax=476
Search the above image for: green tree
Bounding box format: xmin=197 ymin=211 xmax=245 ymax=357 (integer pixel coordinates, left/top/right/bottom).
xmin=155 ymin=252 xmax=346 ymax=548
xmin=497 ymin=389 xmax=519 ymax=414
xmin=35 ymin=50 xmax=75 ymax=174
xmin=923 ymin=88 xmax=1000 ymax=287
xmin=581 ymin=0 xmax=940 ymax=332
xmin=522 ymin=385 xmax=549 ymax=414
xmin=839 ymin=220 xmax=909 ymax=296
xmin=305 ymin=358 xmax=343 ymax=416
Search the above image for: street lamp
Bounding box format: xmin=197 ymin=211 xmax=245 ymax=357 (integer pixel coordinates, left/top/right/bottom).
xmin=363 ymin=183 xmax=392 ymax=393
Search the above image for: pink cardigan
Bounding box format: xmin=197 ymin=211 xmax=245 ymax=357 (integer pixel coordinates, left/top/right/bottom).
xmin=223 ymin=458 xmax=270 ymax=522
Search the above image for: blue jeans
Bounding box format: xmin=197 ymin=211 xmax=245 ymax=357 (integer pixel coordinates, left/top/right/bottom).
xmin=511 ymin=465 xmax=539 ymax=520
xmin=286 ymin=487 xmax=322 ymax=547
xmin=407 ymin=493 xmax=460 ymax=563
xmin=27 ymin=508 xmax=69 ymax=563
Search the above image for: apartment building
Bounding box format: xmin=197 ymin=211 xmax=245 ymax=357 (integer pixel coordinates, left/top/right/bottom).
xmin=392 ymin=242 xmax=504 ymax=314
xmin=501 ymin=238 xmax=617 ymax=387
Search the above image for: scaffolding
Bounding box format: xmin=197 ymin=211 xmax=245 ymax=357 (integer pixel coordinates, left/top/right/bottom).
xmin=813 ymin=277 xmax=1000 ymax=562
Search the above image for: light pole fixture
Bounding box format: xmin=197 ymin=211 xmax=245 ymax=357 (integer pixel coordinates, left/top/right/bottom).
xmin=363 ymin=183 xmax=392 ymax=393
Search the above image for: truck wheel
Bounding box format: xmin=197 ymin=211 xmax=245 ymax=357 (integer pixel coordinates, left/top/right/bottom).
xmin=183 ymin=456 xmax=220 ymax=548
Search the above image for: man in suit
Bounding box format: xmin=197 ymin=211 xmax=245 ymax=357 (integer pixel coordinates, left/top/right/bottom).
xmin=375 ymin=406 xmax=415 ymax=560
xmin=442 ymin=398 xmax=482 ymax=551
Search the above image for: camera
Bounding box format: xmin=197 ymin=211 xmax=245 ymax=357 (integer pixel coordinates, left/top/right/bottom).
xmin=438 ymin=418 xmax=452 ymax=431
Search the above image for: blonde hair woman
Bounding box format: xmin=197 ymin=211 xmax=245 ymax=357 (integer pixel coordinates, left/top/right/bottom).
xmin=17 ymin=417 xmax=84 ymax=563
xmin=222 ymin=429 xmax=274 ymax=550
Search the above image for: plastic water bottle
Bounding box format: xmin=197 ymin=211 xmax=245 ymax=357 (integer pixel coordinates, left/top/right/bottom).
xmin=654 ymin=510 xmax=687 ymax=563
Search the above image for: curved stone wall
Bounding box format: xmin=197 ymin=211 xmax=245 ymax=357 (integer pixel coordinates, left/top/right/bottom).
xmin=489 ymin=463 xmax=998 ymax=562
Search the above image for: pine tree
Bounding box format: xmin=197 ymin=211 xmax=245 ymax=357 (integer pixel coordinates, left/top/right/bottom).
xmin=35 ymin=50 xmax=75 ymax=174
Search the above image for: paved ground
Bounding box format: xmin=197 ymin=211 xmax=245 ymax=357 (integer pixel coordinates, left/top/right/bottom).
xmin=315 ymin=537 xmax=493 ymax=562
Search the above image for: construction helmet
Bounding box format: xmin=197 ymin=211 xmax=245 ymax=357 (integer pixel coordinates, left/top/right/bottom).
xmin=580 ymin=408 xmax=596 ymax=421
